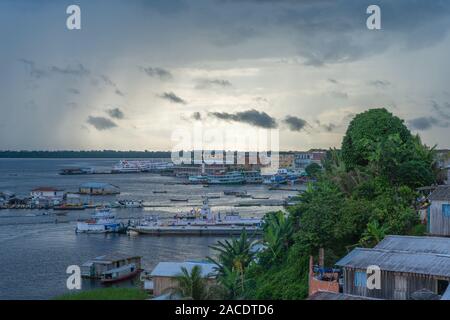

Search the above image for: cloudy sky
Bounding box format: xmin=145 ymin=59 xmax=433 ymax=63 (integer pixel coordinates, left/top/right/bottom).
xmin=1 ymin=0 xmax=450 ymax=151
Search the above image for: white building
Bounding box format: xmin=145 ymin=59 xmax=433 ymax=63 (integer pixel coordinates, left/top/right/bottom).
xmin=30 ymin=187 xmax=64 ymax=199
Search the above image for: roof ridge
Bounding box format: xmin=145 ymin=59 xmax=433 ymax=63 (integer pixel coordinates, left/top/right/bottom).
xmin=353 ymin=247 xmax=450 ymax=258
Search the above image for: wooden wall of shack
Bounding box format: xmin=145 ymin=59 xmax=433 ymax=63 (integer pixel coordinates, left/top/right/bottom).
xmin=343 ymin=267 xmax=449 ymax=300
xmin=429 ymin=200 xmax=450 ymax=236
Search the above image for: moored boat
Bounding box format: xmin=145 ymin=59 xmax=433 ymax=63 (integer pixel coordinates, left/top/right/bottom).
xmin=131 ymin=199 xmax=262 ymax=236
xmin=76 ymin=207 xmax=125 ymax=233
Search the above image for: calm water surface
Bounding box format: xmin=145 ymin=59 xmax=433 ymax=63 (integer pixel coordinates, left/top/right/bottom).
xmin=0 ymin=159 xmax=296 ymax=299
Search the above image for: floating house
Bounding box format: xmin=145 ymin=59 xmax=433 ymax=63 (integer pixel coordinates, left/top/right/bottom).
xmin=81 ymin=253 xmax=141 ymax=279
xmin=150 ymin=261 xmax=217 ymax=297
xmin=427 ymin=185 xmax=450 ymax=236
xmin=78 ymin=182 xmax=120 ymax=195
xmin=335 ymin=235 xmax=450 ymax=300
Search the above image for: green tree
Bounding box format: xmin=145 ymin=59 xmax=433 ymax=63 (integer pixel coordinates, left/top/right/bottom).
xmin=168 ymin=266 xmax=212 ymax=300
xmin=262 ymin=211 xmax=294 ymax=262
xmin=305 ymin=162 xmax=322 ymax=179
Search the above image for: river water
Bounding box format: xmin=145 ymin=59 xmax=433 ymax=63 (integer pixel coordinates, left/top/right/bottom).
xmin=0 ymin=159 xmax=296 ymax=299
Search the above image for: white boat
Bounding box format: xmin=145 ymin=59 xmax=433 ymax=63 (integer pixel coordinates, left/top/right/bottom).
xmin=112 ymin=160 xmax=173 ymax=173
xmin=131 ymin=199 xmax=262 ymax=235
xmin=207 ymin=171 xmax=245 ymax=185
xmin=76 ymin=207 xmax=124 ymax=233
xmin=116 ymin=199 xmax=143 ymax=208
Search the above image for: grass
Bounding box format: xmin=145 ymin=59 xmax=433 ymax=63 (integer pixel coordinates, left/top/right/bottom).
xmin=54 ymin=287 xmax=149 ymax=300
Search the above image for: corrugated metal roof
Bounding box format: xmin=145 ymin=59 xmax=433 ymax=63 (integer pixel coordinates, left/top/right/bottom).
xmin=92 ymin=253 xmax=141 ymax=264
xmin=428 ymin=185 xmax=450 ymax=201
xmin=151 ymin=261 xmax=216 ymax=278
xmin=376 ymin=235 xmax=450 ymax=255
xmin=336 ymin=248 xmax=450 ymax=278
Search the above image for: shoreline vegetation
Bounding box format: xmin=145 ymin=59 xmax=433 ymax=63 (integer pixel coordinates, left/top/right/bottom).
xmin=54 ymin=287 xmax=148 ymax=300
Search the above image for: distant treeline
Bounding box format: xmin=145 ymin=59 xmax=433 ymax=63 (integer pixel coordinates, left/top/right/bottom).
xmin=0 ymin=150 xmax=172 ymax=158
xmin=0 ymin=150 xmax=303 ymax=159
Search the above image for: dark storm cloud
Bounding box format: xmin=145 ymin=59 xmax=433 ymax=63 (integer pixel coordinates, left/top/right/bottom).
xmin=86 ymin=116 xmax=118 ymax=131
xmin=195 ymin=79 xmax=232 ymax=89
xmin=159 ymin=92 xmax=187 ymax=104
xmin=408 ymin=117 xmax=440 ymax=131
xmin=283 ymin=116 xmax=308 ymax=131
xmin=209 ymin=109 xmax=278 ymax=128
xmin=139 ymin=66 xmax=173 ymax=81
xmin=191 ymin=112 xmax=202 ymax=121
xmin=106 ymin=108 xmax=125 ymax=119
xmin=270 ymin=0 xmax=450 ymax=66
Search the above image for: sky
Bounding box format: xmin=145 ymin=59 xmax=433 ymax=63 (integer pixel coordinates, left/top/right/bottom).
xmin=1 ymin=0 xmax=450 ymax=151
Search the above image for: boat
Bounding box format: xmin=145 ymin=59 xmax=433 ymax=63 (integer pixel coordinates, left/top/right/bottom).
xmin=81 ymin=254 xmax=142 ymax=282
xmin=153 ymin=190 xmax=168 ymax=194
xmin=130 ymin=199 xmax=262 ymax=236
xmin=53 ymin=203 xmax=85 ymax=210
xmin=251 ymin=196 xmax=270 ymax=200
xmin=101 ymin=263 xmax=141 ymax=284
xmin=170 ymin=198 xmax=188 ymax=202
xmin=59 ymin=167 xmax=94 ymax=175
xmin=76 ymin=207 xmax=125 ymax=233
xmin=241 ymin=170 xmax=263 ymax=184
xmin=112 ymin=160 xmax=174 ymax=173
xmin=188 ymin=175 xmax=209 ymax=184
xmin=116 ymin=200 xmax=143 ymax=208
xmin=224 ymin=190 xmax=246 ymax=196
xmin=206 ymin=171 xmax=245 ymax=185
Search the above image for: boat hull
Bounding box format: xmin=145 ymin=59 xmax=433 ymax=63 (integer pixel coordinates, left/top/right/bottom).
xmin=101 ymin=269 xmax=141 ymax=284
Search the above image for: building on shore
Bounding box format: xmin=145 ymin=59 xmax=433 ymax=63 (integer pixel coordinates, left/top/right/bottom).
xmin=427 ymin=185 xmax=450 ymax=236
xmin=149 ymin=261 xmax=217 ymax=298
xmin=78 ymin=182 xmax=120 ymax=195
xmin=335 ymin=235 xmax=450 ymax=300
xmin=294 ymin=150 xmax=326 ymax=169
xmin=30 ymin=187 xmax=64 ymax=199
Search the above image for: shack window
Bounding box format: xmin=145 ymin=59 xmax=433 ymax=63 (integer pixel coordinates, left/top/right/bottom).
xmin=443 ymin=204 xmax=450 ymax=218
xmin=354 ymin=271 xmax=367 ymax=287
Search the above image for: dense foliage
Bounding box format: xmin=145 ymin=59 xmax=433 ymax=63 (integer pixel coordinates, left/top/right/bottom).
xmin=231 ymin=108 xmax=435 ymax=299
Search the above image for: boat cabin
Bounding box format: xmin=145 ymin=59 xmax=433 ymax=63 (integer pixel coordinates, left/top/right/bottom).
xmin=81 ymin=253 xmax=142 ymax=279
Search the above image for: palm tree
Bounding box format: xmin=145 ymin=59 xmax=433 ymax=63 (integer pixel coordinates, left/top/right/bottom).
xmin=207 ymin=231 xmax=258 ymax=298
xmin=359 ymin=220 xmax=389 ymax=248
xmin=167 ymin=266 xmax=211 ymax=300
xmin=263 ymin=211 xmax=293 ymax=261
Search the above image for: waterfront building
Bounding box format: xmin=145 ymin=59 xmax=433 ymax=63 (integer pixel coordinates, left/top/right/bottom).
xmin=336 ymin=235 xmax=450 ymax=300
xmin=278 ymin=153 xmax=295 ymax=169
xmin=149 ymin=261 xmax=216 ymax=297
xmin=30 ymin=187 xmax=64 ymax=199
xmin=294 ymin=150 xmax=326 ymax=169
xmin=427 ymin=185 xmax=450 ymax=236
